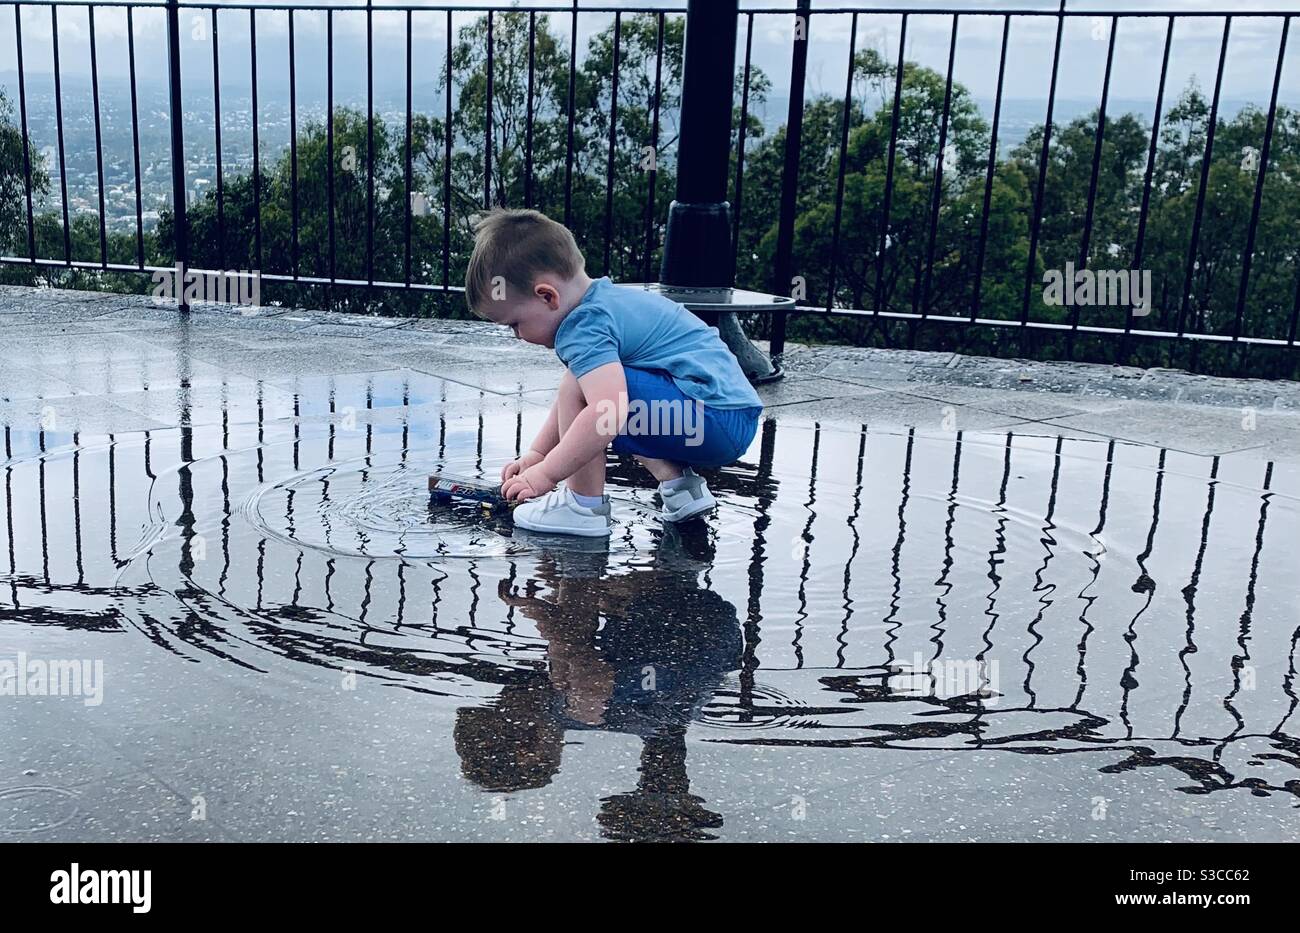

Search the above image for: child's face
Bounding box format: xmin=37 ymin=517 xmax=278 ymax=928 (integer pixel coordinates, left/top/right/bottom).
xmin=483 ymin=283 xmax=563 ymax=348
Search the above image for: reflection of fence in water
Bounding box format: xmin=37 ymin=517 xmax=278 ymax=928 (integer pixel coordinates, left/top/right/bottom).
xmin=1 ymin=380 xmax=1298 ymax=748
xmin=746 ymin=419 xmax=1298 ymax=754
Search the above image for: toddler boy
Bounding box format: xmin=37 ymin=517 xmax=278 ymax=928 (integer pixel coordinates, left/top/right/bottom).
xmin=465 ymin=208 xmax=763 ymax=537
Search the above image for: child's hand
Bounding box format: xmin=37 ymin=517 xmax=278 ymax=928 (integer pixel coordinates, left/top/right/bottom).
xmin=501 ymin=449 xmax=545 ymax=483
xmin=502 ymin=462 xmax=557 ymax=502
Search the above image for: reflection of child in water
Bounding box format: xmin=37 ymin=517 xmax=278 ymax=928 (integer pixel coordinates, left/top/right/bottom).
xmin=452 ymin=527 xmax=742 ymax=841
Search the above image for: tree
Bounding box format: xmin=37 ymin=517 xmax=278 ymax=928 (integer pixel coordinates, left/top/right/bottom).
xmin=738 ymin=55 xmax=1002 ymax=340
xmin=0 ymin=87 xmax=46 ymax=283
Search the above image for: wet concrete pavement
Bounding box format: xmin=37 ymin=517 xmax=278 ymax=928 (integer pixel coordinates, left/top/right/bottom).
xmin=2 ymin=285 xmax=1299 ymax=841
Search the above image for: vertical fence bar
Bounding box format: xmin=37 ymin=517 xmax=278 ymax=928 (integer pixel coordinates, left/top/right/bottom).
xmin=564 ymin=0 xmax=578 ymax=226
xmin=12 ymin=6 xmax=34 ymax=262
xmin=327 ymin=9 xmax=335 ymax=282
xmin=127 ymin=6 xmax=144 ymax=267
xmin=51 ymin=4 xmax=70 ymax=263
xmin=643 ymin=9 xmax=664 ymax=282
xmin=1077 ymin=16 xmax=1117 ymax=272
xmin=875 ymin=13 xmax=907 ymax=316
xmin=251 ymin=8 xmax=262 ymax=272
xmin=524 ymin=11 xmax=535 ymax=209
xmin=730 ymin=11 xmax=753 ymax=284
xmin=1289 ymin=264 xmax=1300 ymax=347
xmin=1069 ymin=13 xmax=1118 ymax=356
xmin=971 ymin=14 xmax=1009 ymax=322
xmin=290 ymin=9 xmax=299 ymax=279
xmin=442 ymin=9 xmax=451 ymax=289
xmin=792 ymin=423 xmax=822 ymax=666
xmin=212 ymin=7 xmax=224 ymax=271
xmin=14 ymin=4 xmax=35 ymax=261
xmin=835 ymin=425 xmax=868 ymax=669
xmin=1233 ymin=16 xmax=1289 ymax=342
xmin=771 ymin=0 xmax=812 ymax=360
xmin=404 ymin=8 xmax=412 ymax=287
xmin=920 ymin=14 xmax=959 ymax=318
xmin=883 ymin=428 xmax=917 ymax=670
xmin=602 ymin=12 xmax=621 ymax=275
xmin=485 ymin=10 xmax=493 ymax=208
xmin=166 ymin=0 xmax=187 ymax=298
xmin=1168 ymin=454 xmax=1220 ymax=738
xmin=1131 ymin=16 xmax=1174 ymax=336
xmin=739 ymin=417 xmax=776 ymax=715
xmin=366 ymin=0 xmax=374 ymax=284
xmin=89 ymin=6 xmax=107 ymax=267
xmin=1178 ymin=17 xmax=1231 ymax=339
xmin=1020 ymin=0 xmax=1066 ymax=329
xmin=826 ymin=12 xmax=857 ymax=312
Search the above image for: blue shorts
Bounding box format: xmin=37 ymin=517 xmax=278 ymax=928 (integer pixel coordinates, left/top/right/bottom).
xmin=609 ymin=367 xmax=762 ymax=469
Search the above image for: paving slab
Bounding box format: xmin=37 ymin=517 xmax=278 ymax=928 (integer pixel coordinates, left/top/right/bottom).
xmin=0 ymin=362 xmax=83 ymax=401
xmin=756 ymin=375 xmax=886 ymax=410
xmin=0 ymin=394 xmax=173 ymax=434
xmin=1044 ymin=401 xmax=1300 ymax=458
xmin=772 ymin=397 xmax=1030 ymax=431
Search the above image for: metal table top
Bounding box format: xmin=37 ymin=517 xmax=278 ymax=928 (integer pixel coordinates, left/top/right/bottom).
xmin=615 ymin=282 xmax=795 ymax=313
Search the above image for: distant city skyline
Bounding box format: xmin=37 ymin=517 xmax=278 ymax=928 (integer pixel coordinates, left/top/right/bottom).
xmin=2 ymin=0 xmax=1295 ymax=101
xmin=2 ymin=0 xmax=1296 ymax=230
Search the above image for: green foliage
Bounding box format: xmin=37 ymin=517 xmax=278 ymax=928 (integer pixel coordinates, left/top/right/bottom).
xmin=1 ymin=86 xmax=43 ymax=284
xmin=735 ymin=59 xmax=1300 ymax=376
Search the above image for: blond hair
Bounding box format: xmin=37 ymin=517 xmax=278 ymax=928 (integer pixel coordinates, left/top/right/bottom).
xmin=464 ymin=208 xmax=585 ymax=317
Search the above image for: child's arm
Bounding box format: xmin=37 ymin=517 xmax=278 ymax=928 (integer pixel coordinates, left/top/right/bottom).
xmin=542 ymin=362 xmax=627 ymax=481
xmin=501 ymin=396 xmax=561 ymax=482
xmin=502 ymin=362 xmax=627 ymax=501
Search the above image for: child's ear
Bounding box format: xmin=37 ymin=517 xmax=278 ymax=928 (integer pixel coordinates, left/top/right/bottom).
xmin=534 ymin=282 xmax=560 ymax=310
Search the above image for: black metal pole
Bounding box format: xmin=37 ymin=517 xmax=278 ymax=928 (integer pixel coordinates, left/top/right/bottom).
xmin=14 ymin=5 xmax=35 ymax=262
xmin=166 ymin=0 xmax=188 ymax=311
xmin=659 ymin=0 xmax=739 ymax=288
xmin=769 ymin=0 xmax=811 ymax=360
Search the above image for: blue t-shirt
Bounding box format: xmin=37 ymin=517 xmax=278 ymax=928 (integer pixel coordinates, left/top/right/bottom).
xmin=553 ymin=277 xmax=763 ymax=410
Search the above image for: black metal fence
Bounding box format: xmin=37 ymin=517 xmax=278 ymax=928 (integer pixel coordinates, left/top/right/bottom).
xmin=1 ymin=1 xmax=1297 ymax=365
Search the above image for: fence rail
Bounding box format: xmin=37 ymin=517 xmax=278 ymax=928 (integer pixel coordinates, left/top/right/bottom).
xmin=1 ymin=0 xmax=1297 ymax=364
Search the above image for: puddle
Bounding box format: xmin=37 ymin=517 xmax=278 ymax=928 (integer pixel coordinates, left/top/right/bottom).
xmin=3 ymin=371 xmax=1300 ymax=840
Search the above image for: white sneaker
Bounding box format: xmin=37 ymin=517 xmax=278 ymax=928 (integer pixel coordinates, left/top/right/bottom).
xmin=512 ymin=487 xmax=612 ymax=537
xmin=657 ymin=468 xmax=717 ymax=522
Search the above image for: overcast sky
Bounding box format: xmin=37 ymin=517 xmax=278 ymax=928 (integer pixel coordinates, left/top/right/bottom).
xmin=2 ymin=0 xmax=1296 ymax=108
